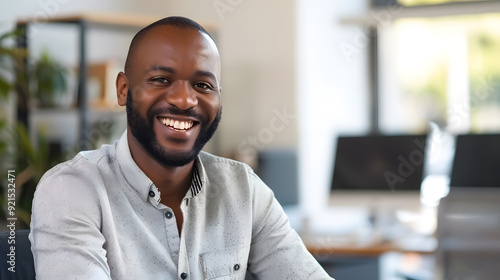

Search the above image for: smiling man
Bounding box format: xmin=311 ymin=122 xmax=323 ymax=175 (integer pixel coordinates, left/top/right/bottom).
xmin=29 ymin=16 xmax=333 ymax=280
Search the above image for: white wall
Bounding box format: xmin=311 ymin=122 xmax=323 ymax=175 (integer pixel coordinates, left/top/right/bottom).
xmin=296 ymin=0 xmax=371 ymax=231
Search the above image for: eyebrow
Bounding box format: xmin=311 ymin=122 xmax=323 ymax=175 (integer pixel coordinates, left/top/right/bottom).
xmin=194 ymin=70 xmax=217 ymax=82
xmin=146 ymin=65 xmax=176 ymax=74
xmin=146 ymin=65 xmax=218 ymax=82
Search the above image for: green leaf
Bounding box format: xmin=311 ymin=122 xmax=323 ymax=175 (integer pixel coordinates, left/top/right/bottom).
xmin=31 ymin=50 xmax=68 ymax=106
xmin=0 ymin=76 xmax=11 ymax=99
xmin=0 ymin=29 xmax=20 ymax=42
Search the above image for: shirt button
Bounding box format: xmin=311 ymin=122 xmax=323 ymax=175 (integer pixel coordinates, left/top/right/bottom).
xmin=234 ymin=263 xmax=240 ymax=271
xmin=180 ymin=272 xmax=188 ymax=279
xmin=165 ymin=211 xmax=173 ymax=219
xmin=148 ymin=191 xmax=155 ymax=197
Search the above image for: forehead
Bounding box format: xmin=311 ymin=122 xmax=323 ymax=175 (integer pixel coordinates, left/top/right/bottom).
xmin=130 ymin=25 xmax=220 ymax=76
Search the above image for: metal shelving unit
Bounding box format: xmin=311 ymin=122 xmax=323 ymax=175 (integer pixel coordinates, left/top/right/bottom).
xmin=15 ymin=13 xmax=162 ymax=149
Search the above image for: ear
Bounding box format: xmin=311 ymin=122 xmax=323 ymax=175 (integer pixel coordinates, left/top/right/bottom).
xmin=116 ymin=72 xmax=129 ymax=106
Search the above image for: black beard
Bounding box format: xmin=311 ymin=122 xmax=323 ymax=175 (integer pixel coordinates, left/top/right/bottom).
xmin=126 ymin=90 xmax=222 ymax=167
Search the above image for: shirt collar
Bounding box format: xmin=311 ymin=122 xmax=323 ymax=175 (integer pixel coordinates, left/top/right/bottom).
xmin=116 ymin=130 xmax=206 ymax=201
xmin=188 ymin=156 xmax=206 ymax=198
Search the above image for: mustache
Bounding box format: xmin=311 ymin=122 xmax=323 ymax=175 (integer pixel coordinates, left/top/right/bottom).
xmin=148 ymin=105 xmax=206 ymax=123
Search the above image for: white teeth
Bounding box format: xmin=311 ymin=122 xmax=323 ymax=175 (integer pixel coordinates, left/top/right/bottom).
xmin=160 ymin=117 xmax=193 ymax=130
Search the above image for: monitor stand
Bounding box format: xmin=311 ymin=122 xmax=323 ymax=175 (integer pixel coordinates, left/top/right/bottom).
xmin=328 ymin=190 xmax=423 ymax=243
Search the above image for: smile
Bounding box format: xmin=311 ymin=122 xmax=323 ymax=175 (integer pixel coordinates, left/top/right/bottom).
xmin=158 ymin=117 xmax=195 ymax=131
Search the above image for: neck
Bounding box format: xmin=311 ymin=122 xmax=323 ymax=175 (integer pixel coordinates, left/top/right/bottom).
xmin=127 ymin=131 xmax=194 ymax=203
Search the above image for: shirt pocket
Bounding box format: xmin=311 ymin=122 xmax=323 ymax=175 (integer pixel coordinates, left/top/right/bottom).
xmin=199 ymin=245 xmax=250 ymax=280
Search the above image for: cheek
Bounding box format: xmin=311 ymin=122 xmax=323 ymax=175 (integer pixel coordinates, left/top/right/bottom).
xmin=130 ymin=87 xmax=158 ymax=115
xmin=202 ymin=94 xmax=221 ymax=122
xmin=131 ymin=86 xmax=150 ymax=105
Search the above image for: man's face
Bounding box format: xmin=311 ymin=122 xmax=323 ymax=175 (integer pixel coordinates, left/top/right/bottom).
xmin=121 ymin=25 xmax=222 ymax=167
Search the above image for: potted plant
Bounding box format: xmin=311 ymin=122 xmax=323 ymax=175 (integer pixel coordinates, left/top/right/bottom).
xmin=0 ymin=28 xmax=28 ymax=225
xmin=30 ymin=50 xmax=68 ymax=108
xmin=0 ymin=29 xmax=67 ymax=229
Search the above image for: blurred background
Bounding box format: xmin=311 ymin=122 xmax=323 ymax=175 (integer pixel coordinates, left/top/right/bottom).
xmin=1 ymin=0 xmax=500 ymax=279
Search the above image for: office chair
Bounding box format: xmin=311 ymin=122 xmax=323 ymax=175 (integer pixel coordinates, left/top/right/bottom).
xmin=0 ymin=229 xmax=36 ymax=280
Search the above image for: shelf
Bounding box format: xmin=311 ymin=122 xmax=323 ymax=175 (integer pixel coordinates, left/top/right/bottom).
xmin=17 ymin=12 xmax=218 ymax=31
xmin=17 ymin=12 xmax=161 ymax=29
xmin=340 ymin=1 xmax=500 ymax=27
xmin=31 ymin=106 xmax=124 ymax=114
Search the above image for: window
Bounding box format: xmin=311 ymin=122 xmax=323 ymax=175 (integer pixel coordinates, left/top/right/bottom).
xmin=379 ymin=13 xmax=500 ymax=133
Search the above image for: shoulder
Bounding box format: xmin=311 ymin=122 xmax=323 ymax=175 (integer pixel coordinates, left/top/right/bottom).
xmin=41 ymin=142 xmax=115 ymax=180
xmin=198 ymin=151 xmax=269 ymax=197
xmin=199 ymin=151 xmax=250 ymax=167
xmin=35 ymin=143 xmax=117 ymax=199
xmin=39 ymin=154 xmax=87 ymax=185
xmin=199 ymin=151 xmax=257 ymax=178
xmin=31 ymin=148 xmax=118 ymax=237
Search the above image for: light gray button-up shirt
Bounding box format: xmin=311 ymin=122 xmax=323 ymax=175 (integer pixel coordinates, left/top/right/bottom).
xmin=29 ymin=131 xmax=333 ymax=280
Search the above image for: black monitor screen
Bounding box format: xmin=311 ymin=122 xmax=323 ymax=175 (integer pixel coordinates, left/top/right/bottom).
xmin=331 ymin=134 xmax=427 ymax=192
xmin=450 ymin=134 xmax=500 ymax=187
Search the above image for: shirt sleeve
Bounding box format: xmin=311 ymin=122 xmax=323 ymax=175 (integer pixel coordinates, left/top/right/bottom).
xmin=29 ymin=158 xmax=111 ymax=280
xmin=246 ymin=171 xmax=334 ymax=280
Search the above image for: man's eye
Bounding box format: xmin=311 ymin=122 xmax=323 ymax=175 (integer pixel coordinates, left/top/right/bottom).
xmin=152 ymin=77 xmax=170 ymax=84
xmin=194 ymin=82 xmax=212 ymax=90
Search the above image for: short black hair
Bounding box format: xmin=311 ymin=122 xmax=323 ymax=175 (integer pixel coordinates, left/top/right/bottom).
xmin=124 ymin=16 xmax=215 ymax=74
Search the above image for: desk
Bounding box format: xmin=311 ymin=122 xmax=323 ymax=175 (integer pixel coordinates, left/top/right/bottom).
xmin=308 ymin=241 xmax=398 ymax=256
xmin=306 ymin=236 xmax=437 ymax=256
xmin=305 ymin=236 xmax=437 ymax=280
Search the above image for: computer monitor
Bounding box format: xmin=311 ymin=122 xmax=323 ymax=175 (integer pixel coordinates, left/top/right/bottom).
xmin=328 ymin=134 xmax=429 ymax=236
xmin=331 ymin=134 xmax=428 ymax=192
xmin=450 ymin=133 xmax=500 ymax=188
xmin=329 ymin=134 xmax=427 ymax=241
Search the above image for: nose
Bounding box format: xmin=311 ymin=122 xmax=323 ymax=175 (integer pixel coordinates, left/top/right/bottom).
xmin=166 ymin=81 xmax=198 ymax=110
